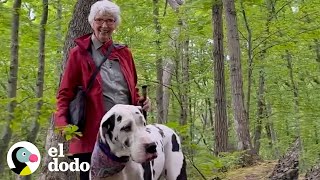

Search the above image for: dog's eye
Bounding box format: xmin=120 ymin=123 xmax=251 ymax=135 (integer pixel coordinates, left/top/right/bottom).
xmin=143 ymin=122 xmax=146 ymax=126
xmin=121 ymin=125 xmax=131 ymax=132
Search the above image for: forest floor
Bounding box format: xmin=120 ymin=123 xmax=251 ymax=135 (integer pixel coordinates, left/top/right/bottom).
xmin=224 ymin=160 xmax=305 ymax=180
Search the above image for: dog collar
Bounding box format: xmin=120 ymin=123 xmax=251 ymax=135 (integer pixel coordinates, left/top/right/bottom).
xmin=98 ymin=139 xmax=129 ymax=163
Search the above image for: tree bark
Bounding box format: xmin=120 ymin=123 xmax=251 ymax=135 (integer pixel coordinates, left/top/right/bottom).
xmin=212 ymin=0 xmax=228 ymax=154
xmin=285 ymin=50 xmax=301 ymax=138
xmin=26 ymin=0 xmax=48 ymax=144
xmin=0 ymin=0 xmax=21 ymax=173
xmin=314 ymin=39 xmax=320 ymax=64
xmin=40 ymin=0 xmax=97 ymax=179
xmin=162 ymin=60 xmax=174 ymax=124
xmin=180 ymin=36 xmax=189 ymax=126
xmin=253 ymin=69 xmax=265 ymax=154
xmin=153 ymin=0 xmax=165 ymax=124
xmin=223 ymin=0 xmax=252 ymax=150
xmin=56 ymin=0 xmax=63 ymax=76
xmin=269 ymin=139 xmax=300 ymax=180
xmin=17 ymin=1 xmax=48 ymax=180
xmin=240 ymin=0 xmax=253 ymax=122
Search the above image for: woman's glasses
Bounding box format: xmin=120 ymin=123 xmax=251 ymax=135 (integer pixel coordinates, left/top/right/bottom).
xmin=94 ymin=18 xmax=115 ymax=25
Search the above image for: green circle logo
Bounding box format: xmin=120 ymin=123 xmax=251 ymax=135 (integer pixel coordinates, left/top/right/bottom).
xmin=7 ymin=141 xmax=41 ymax=176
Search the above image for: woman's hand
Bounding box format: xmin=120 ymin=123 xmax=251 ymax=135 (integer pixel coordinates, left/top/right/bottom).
xmin=139 ymin=97 xmax=151 ymax=112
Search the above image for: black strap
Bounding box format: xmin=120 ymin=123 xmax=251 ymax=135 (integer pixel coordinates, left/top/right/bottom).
xmin=86 ymin=44 xmax=114 ymax=92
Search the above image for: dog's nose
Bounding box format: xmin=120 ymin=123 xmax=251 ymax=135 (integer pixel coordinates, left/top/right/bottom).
xmin=145 ymin=142 xmax=157 ymax=154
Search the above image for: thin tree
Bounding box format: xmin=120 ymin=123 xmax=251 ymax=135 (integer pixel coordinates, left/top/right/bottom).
xmin=40 ymin=0 xmax=97 ymax=179
xmin=252 ymin=0 xmax=273 ymax=155
xmin=212 ymin=0 xmax=228 ymax=154
xmin=239 ymin=0 xmax=253 ymax=123
xmin=153 ymin=0 xmax=164 ymax=124
xmin=27 ymin=0 xmax=48 ymax=144
xmin=162 ymin=0 xmax=183 ymax=124
xmin=0 ymin=0 xmax=21 ymax=173
xmin=180 ymin=29 xmax=189 ymax=126
xmin=223 ymin=0 xmax=252 ymax=151
xmin=162 ymin=60 xmax=175 ymax=124
xmin=16 ymin=1 xmax=49 ymax=180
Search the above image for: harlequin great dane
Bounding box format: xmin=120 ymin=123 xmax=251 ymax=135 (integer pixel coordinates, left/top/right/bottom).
xmin=90 ymin=104 xmax=187 ymax=180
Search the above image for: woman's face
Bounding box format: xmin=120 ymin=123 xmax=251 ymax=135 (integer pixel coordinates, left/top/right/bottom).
xmin=92 ymin=12 xmax=116 ymax=43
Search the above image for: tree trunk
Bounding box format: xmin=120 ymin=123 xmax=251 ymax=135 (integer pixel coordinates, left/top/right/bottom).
xmin=27 ymin=0 xmax=48 ymax=144
xmin=212 ymin=0 xmax=228 ymax=154
xmin=56 ymin=0 xmax=63 ymax=76
xmin=180 ymin=36 xmax=189 ymax=126
xmin=314 ymin=39 xmax=320 ymax=64
xmin=174 ymin=18 xmax=189 ymax=126
xmin=223 ymin=0 xmax=252 ymax=150
xmin=0 ymin=0 xmax=21 ymax=173
xmin=269 ymin=139 xmax=300 ymax=180
xmin=285 ymin=50 xmax=301 ymax=138
xmin=162 ymin=60 xmax=174 ymax=124
xmin=153 ymin=0 xmax=164 ymax=124
xmin=253 ymin=69 xmax=265 ymax=155
xmin=240 ymin=0 xmax=253 ymax=121
xmin=252 ymin=0 xmax=275 ymax=156
xmin=16 ymin=1 xmax=48 ymax=180
xmin=40 ymin=0 xmax=96 ymax=179
xmin=305 ymin=163 xmax=320 ymax=179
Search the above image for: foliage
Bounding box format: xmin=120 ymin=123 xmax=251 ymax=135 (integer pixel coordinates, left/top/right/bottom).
xmin=54 ymin=125 xmax=83 ymax=141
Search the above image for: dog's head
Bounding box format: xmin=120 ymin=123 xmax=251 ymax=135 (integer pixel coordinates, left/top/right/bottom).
xmin=100 ymin=104 xmax=157 ymax=163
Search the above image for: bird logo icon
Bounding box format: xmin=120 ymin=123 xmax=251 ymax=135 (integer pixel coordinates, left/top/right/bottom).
xmin=7 ymin=141 xmax=41 ymax=176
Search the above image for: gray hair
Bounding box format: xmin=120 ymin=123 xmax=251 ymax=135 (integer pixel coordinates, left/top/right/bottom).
xmin=88 ymin=0 xmax=121 ymax=27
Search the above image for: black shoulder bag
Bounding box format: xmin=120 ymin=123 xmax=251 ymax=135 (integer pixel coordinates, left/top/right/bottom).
xmin=68 ymin=44 xmax=114 ymax=132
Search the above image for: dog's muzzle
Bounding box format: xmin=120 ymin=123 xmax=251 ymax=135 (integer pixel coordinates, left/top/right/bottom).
xmin=145 ymin=142 xmax=158 ymax=161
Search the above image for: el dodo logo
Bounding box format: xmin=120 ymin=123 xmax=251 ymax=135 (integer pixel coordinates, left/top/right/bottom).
xmin=48 ymin=143 xmax=90 ymax=172
xmin=7 ymin=141 xmax=40 ymax=176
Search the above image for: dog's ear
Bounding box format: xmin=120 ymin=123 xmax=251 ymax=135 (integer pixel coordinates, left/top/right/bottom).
xmin=135 ymin=105 xmax=143 ymax=114
xmin=101 ymin=114 xmax=116 ymax=142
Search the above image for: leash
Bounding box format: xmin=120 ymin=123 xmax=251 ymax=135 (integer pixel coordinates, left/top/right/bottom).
xmin=141 ymin=85 xmax=148 ymax=121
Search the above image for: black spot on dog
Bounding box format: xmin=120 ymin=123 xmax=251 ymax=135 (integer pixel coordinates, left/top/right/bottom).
xmin=117 ymin=115 xmax=122 ymax=122
xmin=146 ymin=128 xmax=151 ymax=133
xmin=151 ymin=160 xmax=154 ymax=166
xmin=176 ymin=157 xmax=187 ymax=180
xmin=102 ymin=114 xmax=115 ymax=141
xmin=135 ymin=111 xmax=140 ymax=114
xmin=141 ymin=162 xmax=152 ymax=180
xmin=120 ymin=122 xmax=132 ymax=132
xmin=153 ymin=125 xmax=165 ymax=138
xmin=172 ymin=134 xmax=180 ymax=152
xmin=124 ymin=138 xmax=130 ymax=147
xmin=165 ymin=169 xmax=167 ymax=176
xmin=160 ymin=140 xmax=164 ymax=152
xmin=153 ymin=169 xmax=155 ymax=178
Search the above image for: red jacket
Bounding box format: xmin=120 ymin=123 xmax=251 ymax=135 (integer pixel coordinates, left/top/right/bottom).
xmin=55 ymin=34 xmax=140 ymax=154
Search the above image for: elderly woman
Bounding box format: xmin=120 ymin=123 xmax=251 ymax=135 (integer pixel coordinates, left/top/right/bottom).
xmin=54 ymin=1 xmax=150 ymax=179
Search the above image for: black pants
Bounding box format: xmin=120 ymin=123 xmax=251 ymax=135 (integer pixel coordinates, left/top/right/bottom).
xmin=71 ymin=153 xmax=92 ymax=180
